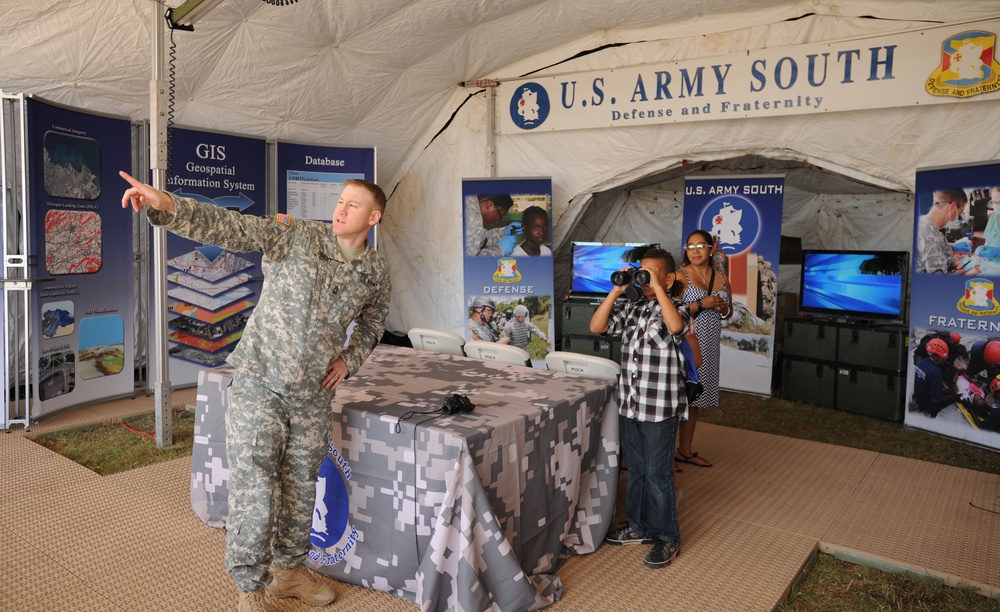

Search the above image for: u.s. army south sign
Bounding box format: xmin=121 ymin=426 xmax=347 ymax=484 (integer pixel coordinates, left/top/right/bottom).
xmin=499 ymin=17 xmax=1000 ymax=133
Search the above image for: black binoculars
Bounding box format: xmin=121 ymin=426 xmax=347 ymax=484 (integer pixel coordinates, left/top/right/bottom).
xmin=610 ymin=268 xmax=650 ymax=302
xmin=610 ymin=268 xmax=650 ymax=287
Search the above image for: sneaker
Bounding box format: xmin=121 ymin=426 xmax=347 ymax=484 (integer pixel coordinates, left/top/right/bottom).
xmin=266 ymin=564 xmax=337 ymax=606
xmin=237 ymin=589 xmax=268 ymax=612
xmin=644 ymin=540 xmax=680 ymax=569
xmin=604 ymin=523 xmax=652 ymax=545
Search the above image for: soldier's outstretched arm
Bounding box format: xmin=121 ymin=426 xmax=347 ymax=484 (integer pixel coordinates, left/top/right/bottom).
xmin=120 ymin=170 xmax=175 ymax=215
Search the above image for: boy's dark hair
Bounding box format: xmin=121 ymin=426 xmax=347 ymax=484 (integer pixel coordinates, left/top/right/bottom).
xmin=642 ymin=247 xmax=683 ymax=298
xmin=520 ymin=205 xmax=548 ymax=227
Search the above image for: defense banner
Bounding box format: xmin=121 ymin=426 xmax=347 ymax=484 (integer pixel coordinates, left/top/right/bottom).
xmin=463 ymin=178 xmax=554 ymax=368
xmin=683 ymin=175 xmax=785 ymax=396
xmin=26 ymin=98 xmax=135 ymax=416
xmin=907 ymin=161 xmax=1000 ymax=450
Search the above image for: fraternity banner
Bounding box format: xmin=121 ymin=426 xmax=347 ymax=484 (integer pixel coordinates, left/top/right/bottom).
xmin=907 ymin=161 xmax=1000 ymax=450
xmin=26 ymin=98 xmax=135 ymax=416
xmin=463 ymin=178 xmax=554 ymax=368
xmin=500 ymin=17 xmax=1000 ymax=133
xmin=683 ymin=175 xmax=784 ymax=396
xmin=161 ymin=127 xmax=267 ymax=385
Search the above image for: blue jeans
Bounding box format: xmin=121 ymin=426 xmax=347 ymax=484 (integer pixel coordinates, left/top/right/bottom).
xmin=619 ymin=414 xmax=680 ymax=547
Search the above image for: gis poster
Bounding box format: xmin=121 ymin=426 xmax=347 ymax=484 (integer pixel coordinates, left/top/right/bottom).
xmin=463 ymin=177 xmax=554 ymax=368
xmin=908 ymin=161 xmax=1000 ymax=451
xmin=161 ymin=127 xmax=266 ymax=385
xmin=683 ymin=175 xmax=785 ymax=397
xmin=26 ymin=98 xmax=135 ymax=417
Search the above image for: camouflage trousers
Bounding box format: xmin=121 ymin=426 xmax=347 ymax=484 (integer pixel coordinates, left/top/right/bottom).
xmin=224 ymin=373 xmax=335 ymax=592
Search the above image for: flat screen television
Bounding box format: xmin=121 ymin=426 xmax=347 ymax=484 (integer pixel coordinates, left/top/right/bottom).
xmin=798 ymin=250 xmax=909 ymax=324
xmin=570 ymin=242 xmax=655 ymax=296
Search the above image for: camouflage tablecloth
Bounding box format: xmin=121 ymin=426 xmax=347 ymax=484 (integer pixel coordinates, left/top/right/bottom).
xmin=191 ymin=344 xmax=619 ymax=611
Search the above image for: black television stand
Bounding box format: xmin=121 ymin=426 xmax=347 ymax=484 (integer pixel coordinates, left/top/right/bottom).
xmin=781 ymin=317 xmax=908 ymax=422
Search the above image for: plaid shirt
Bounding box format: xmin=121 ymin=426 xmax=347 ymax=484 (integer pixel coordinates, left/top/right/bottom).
xmin=606 ymin=296 xmax=691 ymax=423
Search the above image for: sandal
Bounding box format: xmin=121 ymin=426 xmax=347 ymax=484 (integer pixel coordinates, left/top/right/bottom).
xmin=675 ymin=451 xmax=712 ymax=468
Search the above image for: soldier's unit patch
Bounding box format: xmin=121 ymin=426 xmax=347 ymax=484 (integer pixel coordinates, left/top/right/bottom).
xmin=276 ymin=213 xmax=291 ymax=226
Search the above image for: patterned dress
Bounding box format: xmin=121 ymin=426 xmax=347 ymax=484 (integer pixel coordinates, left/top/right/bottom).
xmin=681 ymin=268 xmax=729 ymax=407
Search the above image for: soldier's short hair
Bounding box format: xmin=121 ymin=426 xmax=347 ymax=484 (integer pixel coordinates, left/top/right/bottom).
xmin=345 ymin=179 xmax=387 ymax=214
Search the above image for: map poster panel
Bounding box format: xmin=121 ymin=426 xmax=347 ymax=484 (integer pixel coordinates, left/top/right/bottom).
xmin=26 ymin=98 xmax=135 ymax=416
xmin=907 ymin=161 xmax=1000 ymax=451
xmin=462 ymin=178 xmax=554 ymax=368
xmin=161 ymin=127 xmax=267 ymax=385
xmin=682 ymin=175 xmax=785 ymax=396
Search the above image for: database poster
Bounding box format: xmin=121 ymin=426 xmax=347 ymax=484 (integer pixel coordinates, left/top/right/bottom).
xmin=162 ymin=127 xmax=266 ymax=386
xmin=276 ymin=142 xmax=376 ymax=221
xmin=26 ymin=98 xmax=135 ymax=417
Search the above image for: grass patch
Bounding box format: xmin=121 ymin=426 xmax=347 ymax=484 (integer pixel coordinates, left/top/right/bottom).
xmin=33 ymin=408 xmax=195 ymax=475
xmin=780 ymin=553 xmax=1000 ymax=611
xmin=706 ymin=392 xmax=1000 ymax=474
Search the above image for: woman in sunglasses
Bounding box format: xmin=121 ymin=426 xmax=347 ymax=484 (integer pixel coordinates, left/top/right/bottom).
xmin=675 ymin=230 xmax=731 ymax=469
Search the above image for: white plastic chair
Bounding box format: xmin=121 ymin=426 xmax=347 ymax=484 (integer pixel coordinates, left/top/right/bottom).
xmin=544 ymin=351 xmax=620 ymax=381
xmin=463 ymin=340 xmax=531 ymax=366
xmin=407 ymin=328 xmax=466 ymax=356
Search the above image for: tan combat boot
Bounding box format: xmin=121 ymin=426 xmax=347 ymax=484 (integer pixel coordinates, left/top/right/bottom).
xmin=237 ymin=589 xmax=267 ymax=612
xmin=266 ymin=564 xmax=338 ymax=606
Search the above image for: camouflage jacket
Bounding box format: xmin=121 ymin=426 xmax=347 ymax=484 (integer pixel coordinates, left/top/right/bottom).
xmin=149 ymin=196 xmax=391 ymax=396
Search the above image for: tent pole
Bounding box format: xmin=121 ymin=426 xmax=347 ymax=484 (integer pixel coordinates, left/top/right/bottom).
xmin=149 ymin=1 xmax=173 ymax=448
xmin=486 ymin=87 xmax=496 ymax=177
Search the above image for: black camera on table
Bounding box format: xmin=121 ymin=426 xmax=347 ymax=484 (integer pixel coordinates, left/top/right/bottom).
xmin=611 ymin=267 xmax=650 ymax=302
xmin=442 ymin=393 xmax=475 ymax=415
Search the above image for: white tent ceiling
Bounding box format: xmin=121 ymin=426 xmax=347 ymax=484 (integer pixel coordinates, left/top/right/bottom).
xmin=3 ymin=1 xmax=1000 ymax=337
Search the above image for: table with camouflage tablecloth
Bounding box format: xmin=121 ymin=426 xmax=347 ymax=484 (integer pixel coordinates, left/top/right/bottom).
xmin=191 ymin=344 xmax=620 ymax=611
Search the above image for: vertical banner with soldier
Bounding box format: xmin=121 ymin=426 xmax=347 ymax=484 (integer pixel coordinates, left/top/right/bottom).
xmin=683 ymin=175 xmax=785 ymax=396
xmin=462 ymin=177 xmax=554 ymax=368
xmin=908 ymin=161 xmax=1000 ymax=451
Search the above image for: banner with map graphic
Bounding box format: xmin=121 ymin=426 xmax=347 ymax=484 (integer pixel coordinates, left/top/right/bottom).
xmin=683 ymin=175 xmax=784 ymax=397
xmin=26 ymin=98 xmax=135 ymax=416
xmin=907 ymin=161 xmax=1000 ymax=451
xmin=163 ymin=127 xmax=267 ymax=386
xmin=462 ymin=177 xmax=554 ymax=368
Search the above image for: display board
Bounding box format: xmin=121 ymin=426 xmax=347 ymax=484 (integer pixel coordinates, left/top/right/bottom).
xmin=161 ymin=127 xmax=266 ymax=385
xmin=26 ymin=98 xmax=135 ymax=416
xmin=682 ymin=175 xmax=784 ymax=396
xmin=462 ymin=177 xmax=554 ymax=367
xmin=907 ymin=161 xmax=1000 ymax=449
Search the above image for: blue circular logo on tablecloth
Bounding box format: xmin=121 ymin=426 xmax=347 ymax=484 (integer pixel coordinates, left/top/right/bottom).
xmin=309 ymin=453 xmax=350 ymax=548
xmin=509 ymin=82 xmax=550 ymax=130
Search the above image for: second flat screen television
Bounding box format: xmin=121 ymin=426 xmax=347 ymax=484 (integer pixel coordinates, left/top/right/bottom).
xmin=798 ymin=250 xmax=909 ymax=324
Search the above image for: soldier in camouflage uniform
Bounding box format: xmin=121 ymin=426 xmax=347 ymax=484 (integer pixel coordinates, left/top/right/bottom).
xmin=467 ymin=296 xmax=510 ymax=343
xmin=120 ymin=171 xmax=390 ymax=612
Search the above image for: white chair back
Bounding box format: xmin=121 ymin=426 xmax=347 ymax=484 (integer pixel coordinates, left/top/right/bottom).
xmin=463 ymin=340 xmax=531 ymax=366
xmin=407 ymin=328 xmax=466 ymax=356
xmin=545 ymin=351 xmax=620 ymax=381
